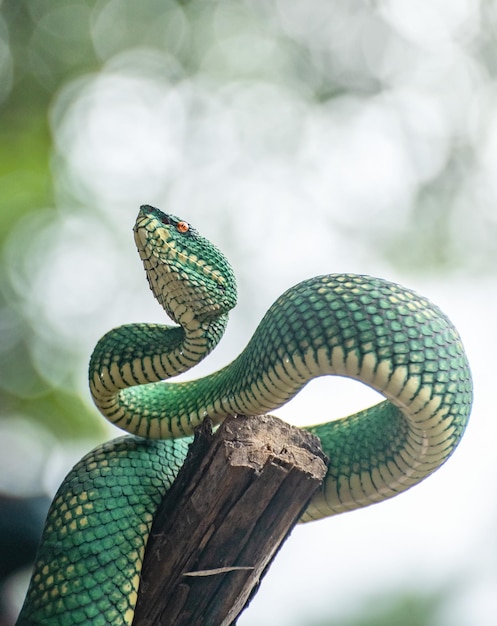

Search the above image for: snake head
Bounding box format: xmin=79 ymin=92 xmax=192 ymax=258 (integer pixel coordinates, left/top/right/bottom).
xmin=134 ymin=205 xmax=237 ymax=324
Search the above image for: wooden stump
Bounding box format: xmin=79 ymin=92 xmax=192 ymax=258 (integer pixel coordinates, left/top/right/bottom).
xmin=133 ymin=414 xmax=328 ymax=626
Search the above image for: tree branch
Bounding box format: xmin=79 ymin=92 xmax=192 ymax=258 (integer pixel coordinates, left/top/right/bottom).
xmin=133 ymin=414 xmax=328 ymax=626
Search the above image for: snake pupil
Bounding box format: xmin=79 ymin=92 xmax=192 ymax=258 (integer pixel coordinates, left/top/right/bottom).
xmin=176 ymin=221 xmax=189 ymax=233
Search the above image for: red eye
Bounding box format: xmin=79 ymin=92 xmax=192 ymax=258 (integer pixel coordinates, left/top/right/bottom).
xmin=176 ymin=221 xmax=189 ymax=233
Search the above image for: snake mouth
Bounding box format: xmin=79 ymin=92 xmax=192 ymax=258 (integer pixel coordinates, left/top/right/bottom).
xmin=134 ymin=206 xmax=194 ymax=260
xmin=138 ymin=205 xmax=189 ymax=231
xmin=139 ymin=204 xmax=168 ymax=219
xmin=134 ymin=207 xmax=175 ymax=262
xmin=139 ymin=204 xmax=178 ymax=228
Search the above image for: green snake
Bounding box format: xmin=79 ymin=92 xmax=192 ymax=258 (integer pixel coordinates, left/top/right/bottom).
xmin=18 ymin=205 xmax=472 ymax=625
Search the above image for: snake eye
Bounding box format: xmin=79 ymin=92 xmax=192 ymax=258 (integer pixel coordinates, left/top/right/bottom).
xmin=176 ymin=221 xmax=189 ymax=233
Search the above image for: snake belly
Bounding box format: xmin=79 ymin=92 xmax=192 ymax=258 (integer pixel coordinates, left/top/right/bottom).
xmin=17 ymin=205 xmax=472 ymax=625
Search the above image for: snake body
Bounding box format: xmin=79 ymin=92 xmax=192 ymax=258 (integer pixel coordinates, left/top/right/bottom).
xmin=17 ymin=205 xmax=472 ymax=625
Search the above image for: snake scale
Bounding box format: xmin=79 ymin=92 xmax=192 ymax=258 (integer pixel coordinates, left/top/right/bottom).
xmin=17 ymin=205 xmax=472 ymax=625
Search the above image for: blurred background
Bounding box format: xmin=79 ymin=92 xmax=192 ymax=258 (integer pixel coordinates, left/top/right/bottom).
xmin=0 ymin=1 xmax=496 ymax=624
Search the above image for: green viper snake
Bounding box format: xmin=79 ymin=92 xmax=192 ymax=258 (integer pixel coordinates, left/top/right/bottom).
xmin=17 ymin=205 xmax=472 ymax=625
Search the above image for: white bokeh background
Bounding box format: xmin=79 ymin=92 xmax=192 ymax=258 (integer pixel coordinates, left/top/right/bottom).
xmin=2 ymin=1 xmax=497 ymax=624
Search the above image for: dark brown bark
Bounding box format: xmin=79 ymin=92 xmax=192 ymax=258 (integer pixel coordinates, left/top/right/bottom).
xmin=133 ymin=414 xmax=327 ymax=626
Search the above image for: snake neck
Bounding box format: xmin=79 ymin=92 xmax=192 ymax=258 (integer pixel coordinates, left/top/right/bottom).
xmin=89 ymin=313 xmax=228 ymax=434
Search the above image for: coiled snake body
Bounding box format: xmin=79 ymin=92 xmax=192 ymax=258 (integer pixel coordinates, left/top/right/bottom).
xmin=18 ymin=205 xmax=472 ymax=625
